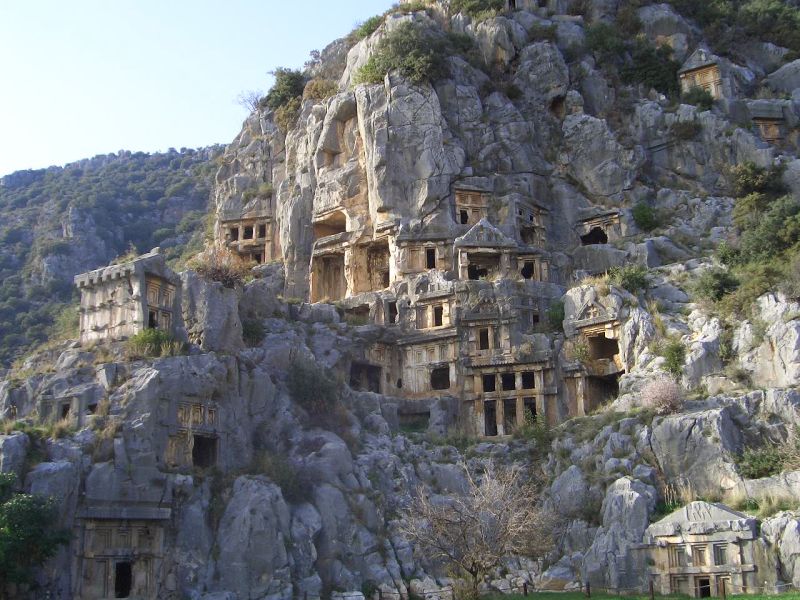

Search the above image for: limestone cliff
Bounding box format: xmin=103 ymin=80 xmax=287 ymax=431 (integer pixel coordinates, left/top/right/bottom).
xmin=7 ymin=0 xmax=800 ymax=598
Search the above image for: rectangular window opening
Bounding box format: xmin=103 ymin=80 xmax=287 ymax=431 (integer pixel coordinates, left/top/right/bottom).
xmin=243 ymin=226 xmax=254 ymax=239
xmin=192 ymin=435 xmax=217 ymax=469
xmin=522 ymin=372 xmax=536 ymax=389
xmin=501 ymin=373 xmax=516 ymax=391
xmin=430 ymin=367 xmax=450 ymax=391
xmin=433 ymin=305 xmax=443 ymax=327
xmin=388 ymin=301 xmax=398 ymax=325
xmin=258 ymin=224 xmax=267 ymax=238
xmin=230 ymin=227 xmax=239 ymax=241
xmin=482 ymin=374 xmax=496 ymax=393
xmin=479 ymin=328 xmax=490 ymax=350
xmin=426 ymin=248 xmax=437 ymax=269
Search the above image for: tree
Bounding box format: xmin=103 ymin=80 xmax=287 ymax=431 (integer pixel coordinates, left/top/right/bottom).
xmin=400 ymin=462 xmax=555 ymax=598
xmin=0 ymin=473 xmax=71 ymax=589
xmin=236 ymin=90 xmax=263 ymax=113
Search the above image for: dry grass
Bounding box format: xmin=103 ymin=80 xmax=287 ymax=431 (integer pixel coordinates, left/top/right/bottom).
xmin=726 ymin=488 xmax=799 ymax=518
xmin=580 ymin=274 xmax=610 ymax=296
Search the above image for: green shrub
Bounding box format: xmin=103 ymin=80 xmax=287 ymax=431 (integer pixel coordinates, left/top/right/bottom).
xmin=546 ymin=300 xmax=565 ymax=329
xmin=631 ymin=202 xmax=659 ymax=232
xmin=242 ymin=318 xmax=265 ymax=347
xmin=263 ymin=68 xmax=306 ymax=111
xmin=731 ymin=161 xmax=786 ymax=198
xmin=352 ymin=15 xmax=384 ymax=41
xmin=450 ymin=0 xmax=504 ymax=18
xmin=0 ymin=474 xmax=71 ymax=587
xmin=660 ymin=338 xmax=686 ymax=379
xmin=736 ymin=444 xmax=786 ymax=479
xmin=682 ymin=87 xmax=714 ymax=111
xmin=692 ymin=268 xmax=739 ymax=302
xmin=671 ymin=120 xmax=702 ymax=140
xmin=251 ymin=451 xmax=312 ymax=503
xmin=355 ymin=22 xmax=451 ymax=85
xmin=585 ymin=22 xmax=625 ymax=61
xmin=616 ymin=2 xmax=643 ymax=35
xmin=126 ymin=328 xmax=180 ymax=358
xmin=621 ymin=42 xmax=680 ymax=95
xmin=303 ymin=78 xmax=338 ymax=101
xmin=286 ymin=354 xmax=350 ymax=432
xmin=274 ymin=96 xmax=302 ymax=132
xmin=609 ymin=265 xmax=649 ymax=293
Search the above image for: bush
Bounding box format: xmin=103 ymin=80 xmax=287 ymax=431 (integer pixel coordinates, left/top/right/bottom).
xmin=274 ymin=96 xmax=302 ymax=132
xmin=263 ymin=68 xmax=306 ymax=111
xmin=352 ymin=15 xmax=384 ymax=40
xmin=621 ymin=42 xmax=680 ymax=95
xmin=609 ymin=265 xmax=649 ymax=293
xmin=660 ymin=338 xmax=686 ymax=379
xmin=242 ymin=318 xmax=265 ymax=347
xmin=252 ymin=451 xmax=313 ymax=503
xmin=126 ymin=328 xmax=180 ymax=358
xmin=641 ymin=376 xmax=683 ymax=415
xmin=450 ymin=0 xmax=504 ymax=18
xmin=355 ymin=22 xmax=451 ymax=85
xmin=0 ymin=474 xmax=71 ymax=587
xmin=286 ymin=353 xmax=349 ymax=432
xmin=631 ymin=202 xmax=659 ymax=232
xmin=671 ymin=120 xmax=702 ymax=140
xmin=303 ymin=78 xmax=338 ymax=101
xmin=546 ymin=300 xmax=565 ymax=329
xmin=190 ymin=247 xmax=254 ymax=289
xmin=737 ymin=444 xmax=785 ymax=479
xmin=585 ymin=22 xmax=625 ymax=61
xmin=682 ymin=87 xmax=714 ymax=111
xmin=692 ymin=268 xmax=739 ymax=302
xmin=731 ymin=161 xmax=786 ymax=198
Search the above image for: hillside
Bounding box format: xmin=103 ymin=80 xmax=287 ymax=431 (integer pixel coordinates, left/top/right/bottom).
xmin=0 ymin=147 xmax=222 ymax=367
xmin=5 ymin=0 xmax=800 ymax=599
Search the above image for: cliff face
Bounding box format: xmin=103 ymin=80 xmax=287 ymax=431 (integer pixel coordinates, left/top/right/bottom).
xmin=7 ymin=1 xmax=800 ymax=599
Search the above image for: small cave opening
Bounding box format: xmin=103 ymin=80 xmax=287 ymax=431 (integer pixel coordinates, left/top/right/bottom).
xmin=580 ymin=227 xmax=608 ymax=246
xmin=586 ymin=373 xmax=621 ymax=411
xmin=550 ymin=95 xmax=566 ymax=119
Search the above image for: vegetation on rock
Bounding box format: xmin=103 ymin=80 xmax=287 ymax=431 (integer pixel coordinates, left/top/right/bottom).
xmin=0 ymin=473 xmax=70 ymax=588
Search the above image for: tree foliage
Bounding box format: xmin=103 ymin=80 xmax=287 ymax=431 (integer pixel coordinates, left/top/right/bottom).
xmin=0 ymin=474 xmax=70 ymax=587
xmin=263 ymin=68 xmax=306 ymax=111
xmin=0 ymin=148 xmax=219 ymax=367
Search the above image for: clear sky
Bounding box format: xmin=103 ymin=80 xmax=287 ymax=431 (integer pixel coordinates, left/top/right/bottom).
xmin=0 ymin=1 xmax=396 ymax=177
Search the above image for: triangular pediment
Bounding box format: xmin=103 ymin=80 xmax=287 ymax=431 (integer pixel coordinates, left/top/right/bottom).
xmin=679 ymin=47 xmax=718 ymax=74
xmin=455 ymin=219 xmax=516 ymax=248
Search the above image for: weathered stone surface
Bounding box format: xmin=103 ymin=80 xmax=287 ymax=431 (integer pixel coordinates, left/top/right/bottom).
xmin=181 ymin=270 xmax=244 ymax=353
xmin=0 ymin=432 xmax=29 ymax=479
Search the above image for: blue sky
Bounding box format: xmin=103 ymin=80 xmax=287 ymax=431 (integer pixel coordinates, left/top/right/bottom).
xmin=0 ymin=1 xmax=396 ymax=177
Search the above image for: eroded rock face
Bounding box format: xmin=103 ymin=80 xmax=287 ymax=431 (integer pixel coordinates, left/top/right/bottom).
xmin=181 ymin=271 xmax=244 ymax=354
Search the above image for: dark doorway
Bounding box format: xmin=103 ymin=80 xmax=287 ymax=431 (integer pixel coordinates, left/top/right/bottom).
xmin=696 ymin=577 xmax=711 ymax=598
xmin=460 ymin=209 xmax=469 ymax=224
xmin=426 ymin=248 xmax=436 ymax=269
xmin=148 ymin=310 xmax=158 ymax=329
xmin=230 ymin=227 xmax=239 ymax=241
xmin=580 ymin=227 xmax=608 ymax=245
xmin=586 ymin=374 xmax=621 ymax=412
xmin=258 ymin=224 xmax=267 ymax=238
xmin=468 ymin=264 xmax=488 ymax=280
xmin=484 ymin=400 xmax=498 ymax=436
xmin=192 ymin=435 xmax=217 ymax=469
xmin=350 ymin=362 xmax=382 ymax=394
xmin=60 ymin=403 xmax=71 ymax=419
xmin=387 ymin=301 xmax=398 ymax=324
xmin=433 ymin=306 xmax=444 ymax=327
xmin=115 ymin=561 xmax=132 ymax=598
xmin=521 ymin=261 xmax=534 ymax=279
xmin=509 ymin=0 xmax=517 ymax=8
xmin=504 ymin=398 xmax=517 ymax=433
xmin=244 ymin=226 xmax=254 ymax=240
xmin=430 ymin=367 xmax=450 ymax=391
xmin=587 ymin=335 xmax=619 ymax=360
xmin=482 ymin=374 xmax=496 ymax=393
